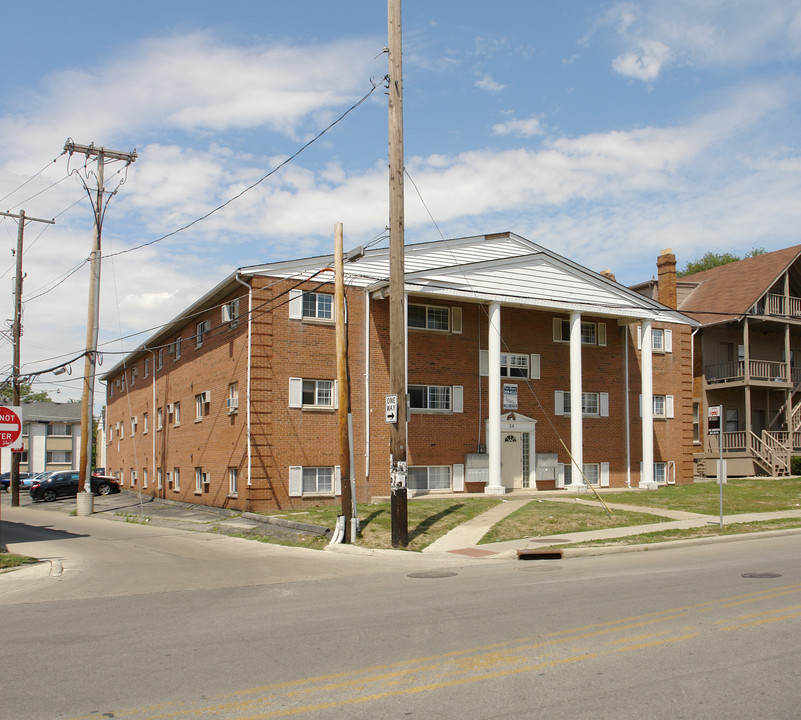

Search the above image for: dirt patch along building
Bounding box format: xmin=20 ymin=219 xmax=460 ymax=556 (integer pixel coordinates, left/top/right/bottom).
xmin=101 ymin=233 xmax=697 ymax=511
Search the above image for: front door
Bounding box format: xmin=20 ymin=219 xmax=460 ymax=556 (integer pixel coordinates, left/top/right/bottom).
xmin=501 ymin=433 xmax=523 ymax=489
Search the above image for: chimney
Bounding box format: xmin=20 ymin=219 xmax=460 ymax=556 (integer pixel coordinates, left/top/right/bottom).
xmin=600 ymin=268 xmax=616 ymax=282
xmin=656 ymin=248 xmax=677 ymax=309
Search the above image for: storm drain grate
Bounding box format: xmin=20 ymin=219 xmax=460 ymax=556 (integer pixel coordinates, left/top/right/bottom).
xmin=407 ymin=570 xmax=459 ymax=579
xmin=517 ymin=549 xmax=563 ymax=561
xmin=741 ymin=572 xmax=782 ymax=579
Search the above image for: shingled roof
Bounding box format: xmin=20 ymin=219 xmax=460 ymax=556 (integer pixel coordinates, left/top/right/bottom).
xmin=678 ymin=244 xmax=801 ymax=326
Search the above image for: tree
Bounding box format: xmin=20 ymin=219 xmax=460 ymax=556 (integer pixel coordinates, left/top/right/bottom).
xmin=678 ymin=247 xmax=766 ymax=277
xmin=0 ymin=382 xmax=52 ymax=404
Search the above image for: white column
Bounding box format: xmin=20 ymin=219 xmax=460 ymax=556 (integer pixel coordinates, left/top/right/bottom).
xmin=640 ymin=318 xmax=656 ymax=488
xmin=569 ymin=312 xmax=584 ymax=491
xmin=485 ymin=302 xmax=505 ymax=495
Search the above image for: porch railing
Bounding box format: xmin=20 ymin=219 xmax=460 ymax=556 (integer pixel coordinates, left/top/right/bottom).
xmin=705 ymin=360 xmax=787 ymax=383
xmin=765 ymin=293 xmax=801 ymax=318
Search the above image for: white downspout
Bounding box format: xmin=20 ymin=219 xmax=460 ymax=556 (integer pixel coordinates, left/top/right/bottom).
xmin=235 ymin=274 xmax=253 ymax=490
xmin=364 ymin=288 xmax=371 ymax=488
xmin=624 ymin=325 xmax=631 ymax=487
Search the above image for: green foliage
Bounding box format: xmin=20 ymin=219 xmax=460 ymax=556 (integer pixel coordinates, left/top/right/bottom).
xmin=678 ymin=247 xmax=766 ymax=277
xmin=792 ymin=456 xmax=801 ymax=476
xmin=0 ymin=382 xmax=52 ymax=404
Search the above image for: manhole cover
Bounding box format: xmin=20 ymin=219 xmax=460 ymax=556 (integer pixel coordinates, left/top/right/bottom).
xmin=741 ymin=572 xmax=782 ymax=579
xmin=407 ymin=570 xmax=458 ymax=579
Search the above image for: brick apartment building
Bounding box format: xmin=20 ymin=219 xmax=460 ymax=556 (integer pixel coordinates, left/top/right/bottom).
xmin=101 ymin=233 xmax=697 ymax=511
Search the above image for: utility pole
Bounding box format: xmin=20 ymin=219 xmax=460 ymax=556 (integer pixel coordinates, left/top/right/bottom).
xmin=63 ymin=140 xmax=136 ymax=515
xmin=0 ymin=209 xmax=54 ymax=507
xmin=335 ymin=222 xmax=353 ymax=542
xmin=388 ymin=0 xmax=408 ymax=547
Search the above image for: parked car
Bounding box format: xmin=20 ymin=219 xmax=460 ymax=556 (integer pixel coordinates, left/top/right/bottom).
xmin=92 ymin=467 xmax=105 ymax=476
xmin=0 ymin=472 xmax=34 ymax=492
xmin=29 ymin=471 xmax=121 ymax=502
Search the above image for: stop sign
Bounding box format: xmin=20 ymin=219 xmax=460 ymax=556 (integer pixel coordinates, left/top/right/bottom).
xmin=0 ymin=406 xmax=22 ymax=448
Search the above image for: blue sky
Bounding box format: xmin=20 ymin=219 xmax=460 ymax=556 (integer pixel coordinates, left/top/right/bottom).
xmin=1 ymin=1 xmax=801 ymax=403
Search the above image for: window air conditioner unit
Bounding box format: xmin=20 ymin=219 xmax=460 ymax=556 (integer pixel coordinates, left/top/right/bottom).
xmin=201 ymin=391 xmax=211 ymax=404
xmin=166 ymin=343 xmax=174 ymax=355
xmin=202 ymin=473 xmax=210 ymax=485
xmin=227 ymin=398 xmax=238 ymax=411
xmin=166 ymin=403 xmax=174 ymax=414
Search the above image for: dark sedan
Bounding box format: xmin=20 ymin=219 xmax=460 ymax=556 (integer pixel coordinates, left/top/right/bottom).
xmin=0 ymin=472 xmax=34 ymax=492
xmin=29 ymin=471 xmax=120 ymax=502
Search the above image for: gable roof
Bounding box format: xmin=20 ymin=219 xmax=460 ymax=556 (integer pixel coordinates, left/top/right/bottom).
xmin=678 ymin=244 xmax=801 ymax=326
xmin=102 ymin=232 xmax=697 ymax=379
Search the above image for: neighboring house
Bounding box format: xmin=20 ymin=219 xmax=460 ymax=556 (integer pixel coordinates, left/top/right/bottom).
xmin=658 ymin=244 xmax=801 ymax=477
xmin=101 ymin=233 xmax=697 ymax=512
xmin=0 ymin=401 xmax=82 ymax=474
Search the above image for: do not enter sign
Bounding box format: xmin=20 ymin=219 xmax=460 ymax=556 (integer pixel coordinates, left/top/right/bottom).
xmin=0 ymin=406 xmax=23 ymax=448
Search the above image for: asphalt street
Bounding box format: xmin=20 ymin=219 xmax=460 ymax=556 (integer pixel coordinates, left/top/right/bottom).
xmin=2 ymin=491 xmax=801 ymax=719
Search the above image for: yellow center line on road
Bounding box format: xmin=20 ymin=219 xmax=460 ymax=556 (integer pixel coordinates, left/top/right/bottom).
xmin=66 ymin=583 xmax=801 ymax=720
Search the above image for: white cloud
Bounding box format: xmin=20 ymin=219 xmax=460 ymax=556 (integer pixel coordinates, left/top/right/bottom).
xmin=492 ymin=116 xmax=545 ymax=137
xmin=475 ymin=73 xmax=505 ymax=92
xmin=612 ymin=40 xmax=670 ymax=81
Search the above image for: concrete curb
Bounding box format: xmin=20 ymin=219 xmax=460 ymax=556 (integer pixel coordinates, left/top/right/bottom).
xmin=241 ymin=512 xmax=331 ymax=537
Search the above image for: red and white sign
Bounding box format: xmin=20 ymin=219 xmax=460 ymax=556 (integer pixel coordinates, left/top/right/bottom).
xmin=0 ymin=406 xmax=23 ymax=448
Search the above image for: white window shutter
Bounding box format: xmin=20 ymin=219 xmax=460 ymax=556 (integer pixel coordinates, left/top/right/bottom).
xmin=452 ymin=463 xmax=465 ymax=492
xmin=288 ymin=377 xmax=303 ymax=408
xmin=452 ymin=385 xmax=464 ymax=413
xmin=600 ymin=462 xmax=610 ymax=487
xmin=665 ymin=329 xmax=673 ymax=353
xmin=335 ymin=466 xmax=341 ymax=496
xmin=637 ymin=325 xmax=642 ymax=350
xmin=598 ymin=322 xmax=607 ymax=347
xmin=288 ymin=466 xmax=302 ymax=496
xmin=553 ymin=317 xmax=562 ymax=342
xmin=600 ymin=392 xmax=609 ymax=417
xmin=666 ymin=394 xmax=674 ymax=419
xmin=451 ymin=307 xmax=462 ymax=334
xmin=288 ymin=289 xmax=303 ymax=320
xmin=530 ymin=353 xmax=541 ymax=380
xmin=555 ymin=390 xmax=564 ymax=416
xmin=479 ymin=349 xmax=489 ymax=377
xmin=557 ymin=463 xmax=565 ymax=488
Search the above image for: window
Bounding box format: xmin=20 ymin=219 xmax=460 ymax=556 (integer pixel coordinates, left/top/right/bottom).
xmin=196 ymin=320 xmax=209 ymax=347
xmin=501 ymin=353 xmax=529 ymax=378
xmin=639 ymin=394 xmax=674 ymax=419
xmin=556 ymin=391 xmax=609 ymax=417
xmin=170 ymin=402 xmax=181 ymax=426
xmin=564 ymin=462 xmax=600 ymax=485
xmin=303 ymin=467 xmax=333 ymax=494
xmin=131 ymin=416 xmax=137 ymax=435
xmin=46 ymin=450 xmax=71 ymax=464
xmin=157 ymin=347 xmax=164 ymax=370
xmin=654 ymin=462 xmax=666 ymax=484
xmin=409 ymin=384 xmax=451 ymax=411
xmin=143 ymin=469 xmax=148 ymax=489
xmin=144 ymin=358 xmax=149 ymax=378
xmin=119 ymin=422 xmax=124 ymax=439
xmin=130 ymin=469 xmax=136 ymax=487
xmin=288 ymin=466 xmax=340 ymax=497
xmin=195 ymin=467 xmax=204 ymax=493
xmin=175 ymin=337 xmax=181 ymax=360
xmin=228 ymin=383 xmax=239 ymax=413
xmin=288 ymin=378 xmax=335 ymax=409
xmin=46 ymin=423 xmax=72 ymax=436
xmin=195 ymin=394 xmax=205 ymax=421
xmin=173 ymin=467 xmax=180 ymax=491
xmin=637 ymin=325 xmax=673 ymax=352
xmin=725 ymin=408 xmax=738 ymax=432
xmin=303 ymin=292 xmax=333 ymax=320
xmin=228 ymin=467 xmax=238 ymax=496
xmin=693 ymin=402 xmax=700 ymax=442
xmin=143 ymin=412 xmax=148 ymax=434
xmin=131 ymin=367 xmax=137 ymax=385
xmin=408 ymin=466 xmax=451 ymax=491
xmin=553 ymin=319 xmax=607 ymax=346
xmin=108 ymin=425 xmax=114 ymax=441
xmin=157 ymin=468 xmax=163 ymax=490
xmin=222 ymin=298 xmax=240 ymax=326
xmin=156 ymin=407 xmax=163 ymax=431
xmin=408 ymin=303 xmax=449 ymax=331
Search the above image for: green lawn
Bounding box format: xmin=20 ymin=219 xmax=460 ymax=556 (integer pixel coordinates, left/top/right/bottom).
xmin=260 ymin=497 xmax=502 ymax=551
xmin=480 ymin=501 xmax=670 ymax=544
xmin=0 ymin=552 xmax=38 ymax=570
xmin=601 ymin=477 xmax=801 ymax=515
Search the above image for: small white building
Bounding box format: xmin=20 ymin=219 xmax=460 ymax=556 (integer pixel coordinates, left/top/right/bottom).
xmin=0 ymin=402 xmax=82 ymax=475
